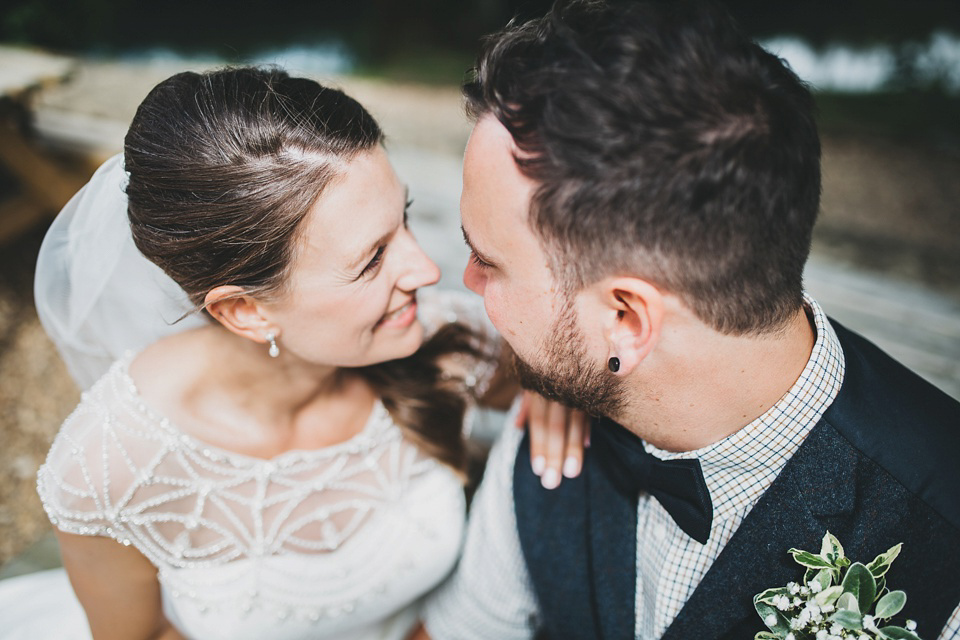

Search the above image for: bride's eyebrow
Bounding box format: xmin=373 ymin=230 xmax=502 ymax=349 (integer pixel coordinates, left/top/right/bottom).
xmin=346 ymin=187 xmax=410 ymax=271
xmin=348 ymin=230 xmax=392 ymax=271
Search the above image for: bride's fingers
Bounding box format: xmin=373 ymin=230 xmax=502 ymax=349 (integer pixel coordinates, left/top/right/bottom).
xmin=523 ymin=394 xmax=585 ymax=488
xmin=540 ymin=401 xmax=568 ymax=489
xmin=526 ymin=392 xmax=549 ymax=477
xmin=514 ymin=390 xmax=532 ymax=429
xmin=561 ymin=409 xmax=587 ymax=478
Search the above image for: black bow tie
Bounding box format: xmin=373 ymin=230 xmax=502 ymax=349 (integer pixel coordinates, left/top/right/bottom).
xmin=590 ymin=416 xmax=713 ymax=544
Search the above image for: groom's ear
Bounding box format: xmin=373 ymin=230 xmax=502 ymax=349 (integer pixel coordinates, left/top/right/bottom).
xmin=204 ymin=285 xmax=276 ymax=345
xmin=598 ymin=277 xmax=664 ymax=376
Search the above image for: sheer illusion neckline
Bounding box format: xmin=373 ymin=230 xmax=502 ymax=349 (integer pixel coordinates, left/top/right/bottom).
xmin=115 ymin=352 xmax=391 ymax=469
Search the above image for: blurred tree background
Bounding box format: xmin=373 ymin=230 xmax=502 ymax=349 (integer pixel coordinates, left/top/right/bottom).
xmin=2 ymin=0 xmax=958 ymax=147
xmin=3 ymin=0 xmax=959 ymax=55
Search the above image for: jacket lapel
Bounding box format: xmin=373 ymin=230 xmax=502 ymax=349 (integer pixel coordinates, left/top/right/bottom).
xmin=586 ymin=454 xmax=638 ymax=640
xmin=661 ymin=422 xmax=859 ymax=640
xmin=515 ymin=433 xmax=604 ymax=640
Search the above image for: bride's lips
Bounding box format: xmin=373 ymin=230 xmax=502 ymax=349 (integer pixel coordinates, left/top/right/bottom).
xmin=376 ymin=296 xmax=418 ymax=329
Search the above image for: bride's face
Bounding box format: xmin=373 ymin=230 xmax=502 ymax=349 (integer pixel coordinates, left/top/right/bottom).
xmin=262 ymin=147 xmax=440 ymax=367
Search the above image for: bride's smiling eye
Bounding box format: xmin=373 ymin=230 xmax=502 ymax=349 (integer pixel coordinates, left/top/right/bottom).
xmin=357 ymin=246 xmax=386 ymax=279
xmin=356 ymin=197 xmax=411 ymax=281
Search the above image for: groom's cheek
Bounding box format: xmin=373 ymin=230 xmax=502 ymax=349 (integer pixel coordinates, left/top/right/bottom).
xmin=477 ymin=290 xmax=516 ymax=343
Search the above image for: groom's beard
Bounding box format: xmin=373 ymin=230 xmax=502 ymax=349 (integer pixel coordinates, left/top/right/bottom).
xmin=510 ymin=298 xmax=624 ymax=419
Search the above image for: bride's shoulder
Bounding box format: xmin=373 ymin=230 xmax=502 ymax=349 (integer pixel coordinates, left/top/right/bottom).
xmin=419 ymin=288 xmax=497 ymax=339
xmin=43 ymin=328 xmax=211 ymax=460
xmin=38 ymin=340 xmax=196 ymax=533
xmin=418 ymin=289 xmax=502 ymax=400
xmin=128 ymin=326 xmax=213 ymax=402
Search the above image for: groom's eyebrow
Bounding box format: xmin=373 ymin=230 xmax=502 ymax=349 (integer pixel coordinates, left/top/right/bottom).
xmin=461 ymin=225 xmax=495 ymax=264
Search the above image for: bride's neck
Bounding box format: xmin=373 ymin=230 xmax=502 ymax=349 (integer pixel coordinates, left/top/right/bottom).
xmin=198 ymin=326 xmax=371 ymax=422
xmin=132 ymin=326 xmax=377 ymax=456
xmin=213 ymin=327 xmax=343 ymax=405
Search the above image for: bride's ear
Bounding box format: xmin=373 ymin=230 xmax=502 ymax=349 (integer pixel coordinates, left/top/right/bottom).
xmin=204 ymin=286 xmax=275 ymax=344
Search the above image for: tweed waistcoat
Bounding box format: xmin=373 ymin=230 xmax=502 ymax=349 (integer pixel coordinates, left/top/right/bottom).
xmin=514 ymin=321 xmax=960 ymax=640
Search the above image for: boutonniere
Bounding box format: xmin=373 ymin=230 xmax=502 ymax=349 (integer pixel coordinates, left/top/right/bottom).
xmin=754 ymin=532 xmax=922 ymax=640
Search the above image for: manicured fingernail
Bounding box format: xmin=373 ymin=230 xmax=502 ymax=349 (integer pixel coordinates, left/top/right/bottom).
xmin=562 ymin=456 xmax=580 ymax=478
xmin=541 ymin=468 xmax=560 ymax=490
xmin=532 ymin=456 xmax=545 ymax=476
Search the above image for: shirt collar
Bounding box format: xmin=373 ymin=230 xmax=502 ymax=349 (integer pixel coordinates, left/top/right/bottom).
xmin=644 ymin=295 xmax=846 ymax=519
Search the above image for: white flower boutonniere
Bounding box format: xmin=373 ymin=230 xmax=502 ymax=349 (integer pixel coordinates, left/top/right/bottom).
xmin=754 ymin=531 xmax=923 ymax=640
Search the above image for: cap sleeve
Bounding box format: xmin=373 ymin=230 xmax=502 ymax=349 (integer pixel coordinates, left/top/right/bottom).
xmin=419 ymin=289 xmax=496 ymax=341
xmin=418 ymin=288 xmax=501 ymax=398
xmin=37 ymin=364 xmax=160 ymax=543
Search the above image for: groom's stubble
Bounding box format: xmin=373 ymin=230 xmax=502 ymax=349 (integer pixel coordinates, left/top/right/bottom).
xmin=510 ymin=293 xmax=625 ymax=420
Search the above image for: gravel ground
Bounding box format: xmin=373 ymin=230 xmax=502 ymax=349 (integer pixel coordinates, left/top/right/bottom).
xmin=0 ymin=225 xmax=78 ymax=568
xmin=1 ymin=59 xmax=958 ymax=569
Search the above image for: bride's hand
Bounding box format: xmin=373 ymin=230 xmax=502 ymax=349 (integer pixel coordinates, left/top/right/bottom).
xmin=515 ymin=390 xmax=589 ymax=489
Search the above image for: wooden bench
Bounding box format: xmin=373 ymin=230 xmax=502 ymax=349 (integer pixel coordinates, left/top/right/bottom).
xmin=0 ymin=46 xmax=90 ymax=242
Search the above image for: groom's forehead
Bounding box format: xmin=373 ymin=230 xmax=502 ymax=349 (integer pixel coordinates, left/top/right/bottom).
xmin=464 ymin=115 xmax=520 ymax=178
xmin=463 ymin=116 xmax=537 ymax=220
xmin=460 ymin=117 xmax=551 ymax=273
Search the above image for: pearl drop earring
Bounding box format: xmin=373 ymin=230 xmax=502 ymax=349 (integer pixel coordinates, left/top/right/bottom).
xmin=265 ymin=332 xmax=280 ymax=358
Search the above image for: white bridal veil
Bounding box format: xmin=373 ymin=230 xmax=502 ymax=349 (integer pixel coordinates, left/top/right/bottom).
xmin=34 ymin=154 xmax=206 ymax=389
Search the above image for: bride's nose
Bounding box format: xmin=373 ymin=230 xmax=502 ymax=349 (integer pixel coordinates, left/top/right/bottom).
xmin=395 ymin=229 xmax=441 ymax=291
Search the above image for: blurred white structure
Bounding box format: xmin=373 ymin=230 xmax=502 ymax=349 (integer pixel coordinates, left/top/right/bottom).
xmin=763 ymin=32 xmax=960 ymax=93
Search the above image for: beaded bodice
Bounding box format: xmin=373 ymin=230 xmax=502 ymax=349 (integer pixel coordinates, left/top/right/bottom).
xmin=37 ymin=290 xmax=496 ymax=640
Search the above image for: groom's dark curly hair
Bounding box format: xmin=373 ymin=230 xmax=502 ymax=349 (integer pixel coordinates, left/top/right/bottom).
xmin=464 ymin=0 xmax=821 ymax=335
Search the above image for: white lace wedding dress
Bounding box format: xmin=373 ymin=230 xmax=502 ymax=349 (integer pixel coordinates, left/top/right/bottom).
xmin=0 ymin=291 xmax=497 ymax=640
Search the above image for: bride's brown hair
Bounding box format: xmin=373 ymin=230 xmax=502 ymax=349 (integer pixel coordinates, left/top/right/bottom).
xmin=124 ymin=67 xmax=487 ymax=475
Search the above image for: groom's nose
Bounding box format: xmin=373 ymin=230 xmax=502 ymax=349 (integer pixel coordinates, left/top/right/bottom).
xmin=463 ymin=258 xmax=487 ymax=295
